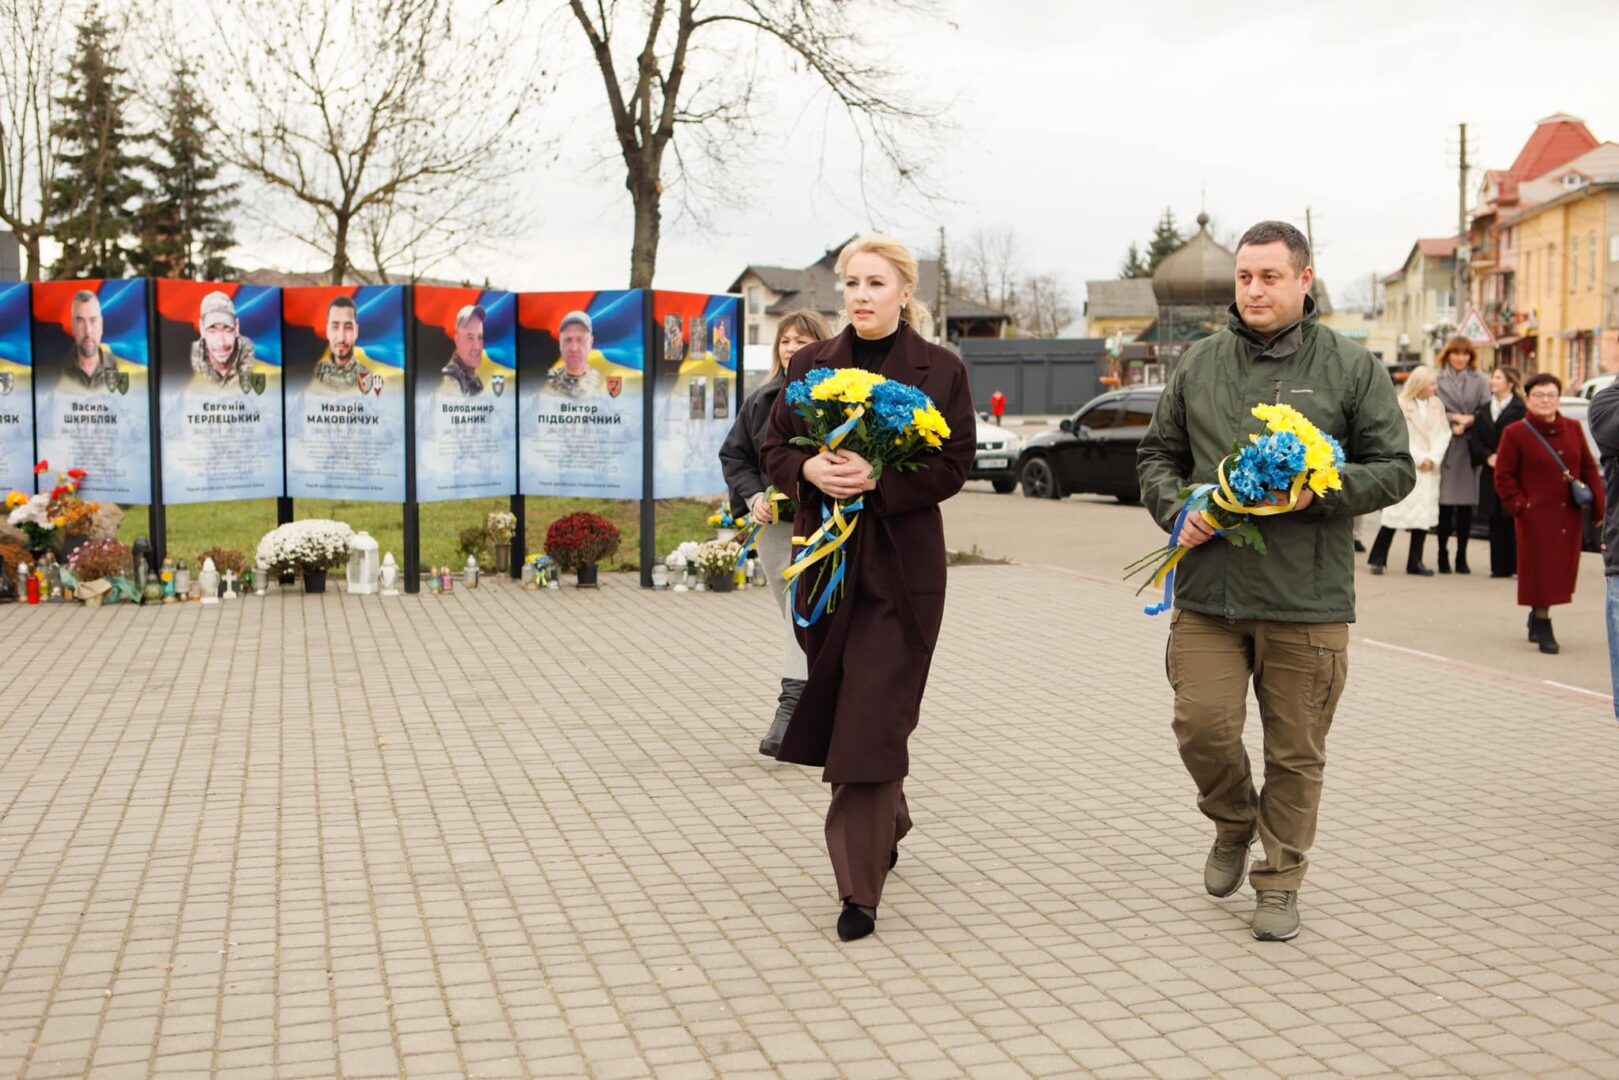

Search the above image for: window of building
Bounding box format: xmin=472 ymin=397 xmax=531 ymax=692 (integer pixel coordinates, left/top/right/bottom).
xmin=1611 ymin=235 xmax=1619 ymax=263
xmin=746 ymin=324 xmax=760 ymax=346
xmin=746 ymin=285 xmax=762 ymax=311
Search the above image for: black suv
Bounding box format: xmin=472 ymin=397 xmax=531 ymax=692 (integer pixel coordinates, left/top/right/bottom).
xmin=1015 ymin=386 xmax=1165 ymax=502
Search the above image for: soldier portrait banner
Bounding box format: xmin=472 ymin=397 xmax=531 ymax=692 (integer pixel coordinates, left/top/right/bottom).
xmin=0 ymin=283 xmax=34 ymax=495
xmin=651 ymin=291 xmax=738 ymax=499
xmin=413 ymin=287 xmax=516 ymax=502
xmin=517 ymin=290 xmax=645 ymax=500
xmin=30 ymin=279 xmax=153 ymax=503
xmin=155 ymin=280 xmax=284 ymax=505
xmin=283 ymin=285 xmax=407 ymax=503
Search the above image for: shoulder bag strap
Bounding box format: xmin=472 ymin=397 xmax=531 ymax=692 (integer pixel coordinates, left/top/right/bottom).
xmin=1519 ymin=421 xmax=1575 ymax=480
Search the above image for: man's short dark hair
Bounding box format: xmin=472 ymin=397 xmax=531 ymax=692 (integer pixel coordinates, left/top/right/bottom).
xmin=1237 ymin=221 xmax=1312 ymax=274
xmin=72 ymin=290 xmax=97 ymax=306
xmin=327 ymin=295 xmax=358 ymax=317
xmin=1524 ymin=372 xmax=1563 ymax=396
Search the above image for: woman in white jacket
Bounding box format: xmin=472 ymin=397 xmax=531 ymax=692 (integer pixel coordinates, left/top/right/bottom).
xmin=1367 ymin=364 xmax=1450 ymax=576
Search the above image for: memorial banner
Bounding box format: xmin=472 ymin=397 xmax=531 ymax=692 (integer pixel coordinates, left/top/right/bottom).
xmin=283 ymin=286 xmax=407 ymax=502
xmin=0 ymin=283 xmax=34 ymax=495
xmin=155 ymin=280 xmax=284 ymax=504
xmin=517 ymin=290 xmax=645 ymax=499
xmin=413 ymin=287 xmax=516 ymax=502
xmin=30 ymin=279 xmax=152 ymax=503
xmin=651 ymin=291 xmax=738 ymax=498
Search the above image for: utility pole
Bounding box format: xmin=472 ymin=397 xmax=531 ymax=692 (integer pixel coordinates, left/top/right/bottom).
xmin=937 ymin=225 xmax=950 ymax=346
xmin=1304 ymin=206 xmax=1315 ymax=256
xmin=1455 ymin=122 xmax=1469 ymax=327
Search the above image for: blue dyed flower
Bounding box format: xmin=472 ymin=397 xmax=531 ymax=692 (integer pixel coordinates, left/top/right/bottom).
xmin=869 ymin=380 xmax=931 ymax=435
xmin=786 ymin=368 xmax=836 ymax=406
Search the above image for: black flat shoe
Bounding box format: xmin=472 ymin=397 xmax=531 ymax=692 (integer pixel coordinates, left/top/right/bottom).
xmin=1368 ymin=564 xmax=1384 ymax=576
xmin=1407 ymin=565 xmax=1435 ymax=577
xmin=837 ymin=903 xmax=875 ymax=942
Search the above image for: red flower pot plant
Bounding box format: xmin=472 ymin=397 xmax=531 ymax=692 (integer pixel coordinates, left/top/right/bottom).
xmin=543 ymin=512 xmax=621 ymax=588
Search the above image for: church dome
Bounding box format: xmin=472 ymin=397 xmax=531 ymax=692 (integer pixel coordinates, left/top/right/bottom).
xmin=1152 ymin=214 xmax=1236 ymax=307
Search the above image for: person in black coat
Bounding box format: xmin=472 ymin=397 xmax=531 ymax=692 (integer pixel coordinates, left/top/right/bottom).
xmin=1468 ymin=364 xmax=1526 ymax=578
xmin=718 ymin=309 xmax=831 ymax=756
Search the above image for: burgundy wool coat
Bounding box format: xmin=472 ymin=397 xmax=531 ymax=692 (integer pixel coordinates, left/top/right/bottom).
xmin=1494 ymin=411 xmax=1605 ymax=607
xmin=760 ymin=323 xmax=976 ymax=784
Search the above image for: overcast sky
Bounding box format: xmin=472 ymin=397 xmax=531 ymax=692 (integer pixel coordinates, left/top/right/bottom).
xmin=247 ymin=0 xmax=1619 ymax=314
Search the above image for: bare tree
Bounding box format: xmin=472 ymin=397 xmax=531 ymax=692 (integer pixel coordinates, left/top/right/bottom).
xmin=194 ymin=0 xmax=543 ymax=284
xmin=0 ymin=0 xmax=67 ymax=280
xmin=955 ymin=224 xmax=1019 ymax=312
xmin=1014 ymin=274 xmax=1077 ymax=338
xmin=565 ymin=0 xmax=943 ymax=288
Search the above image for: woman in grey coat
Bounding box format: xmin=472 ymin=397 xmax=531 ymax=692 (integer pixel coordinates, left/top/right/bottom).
xmin=718 ymin=309 xmax=831 ymax=756
xmin=1435 ymin=336 xmax=1490 ymax=574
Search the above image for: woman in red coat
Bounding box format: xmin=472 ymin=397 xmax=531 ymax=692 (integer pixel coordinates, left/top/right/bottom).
xmin=1494 ymin=372 xmax=1605 ymax=653
xmin=761 ymin=235 xmax=976 ymax=942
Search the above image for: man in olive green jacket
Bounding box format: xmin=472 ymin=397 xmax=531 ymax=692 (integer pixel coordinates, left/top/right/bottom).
xmin=1136 ymin=220 xmax=1414 ymax=942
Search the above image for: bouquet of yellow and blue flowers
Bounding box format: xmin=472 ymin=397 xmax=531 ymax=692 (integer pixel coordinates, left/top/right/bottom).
xmin=781 ymin=367 xmax=951 ymax=625
xmin=1126 ymin=403 xmax=1346 ymax=615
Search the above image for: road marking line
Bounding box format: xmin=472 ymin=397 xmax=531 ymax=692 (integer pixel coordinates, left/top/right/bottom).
xmin=1543 ymin=680 xmax=1613 ymax=701
xmin=1359 ymin=639 xmax=1451 ymax=663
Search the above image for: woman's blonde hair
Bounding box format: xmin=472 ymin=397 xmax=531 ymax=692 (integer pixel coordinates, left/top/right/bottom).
xmin=834 ymin=234 xmax=935 ymax=340
xmin=770 ymin=309 xmax=832 ymax=380
xmin=1400 ymin=363 xmax=1437 ymax=403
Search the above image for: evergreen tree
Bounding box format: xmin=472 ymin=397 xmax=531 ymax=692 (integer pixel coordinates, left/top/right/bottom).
xmin=1118 ymin=242 xmax=1150 ymax=280
xmin=1145 ymin=207 xmax=1184 ymax=273
xmin=49 ymin=6 xmax=148 ymax=279
xmin=132 ymin=72 xmax=239 ymax=279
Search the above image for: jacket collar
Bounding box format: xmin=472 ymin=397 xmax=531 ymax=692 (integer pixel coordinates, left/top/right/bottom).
xmin=1227 ymin=295 xmax=1317 ymax=359
xmin=813 ymin=322 xmax=933 ymax=379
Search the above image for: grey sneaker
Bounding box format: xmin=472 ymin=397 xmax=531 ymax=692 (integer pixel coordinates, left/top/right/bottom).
xmin=1203 ymin=839 xmax=1250 ymax=898
xmin=1251 ymin=890 xmax=1300 ymax=941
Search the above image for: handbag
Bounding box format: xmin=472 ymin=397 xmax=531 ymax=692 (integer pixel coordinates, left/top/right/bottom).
xmin=1520 ymin=420 xmax=1595 ymax=508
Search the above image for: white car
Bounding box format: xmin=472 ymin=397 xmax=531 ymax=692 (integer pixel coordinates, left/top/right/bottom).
xmin=972 ymin=419 xmax=1021 ymax=494
xmin=1577 ymin=374 xmax=1615 ymax=400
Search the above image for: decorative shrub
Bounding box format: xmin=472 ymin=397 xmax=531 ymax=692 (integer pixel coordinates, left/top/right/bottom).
xmin=457 ymin=524 xmax=495 ymax=567
xmin=255 ymin=520 xmax=355 ymax=576
xmin=543 ymin=512 xmax=621 ymax=572
xmin=196 ymin=547 xmax=249 ymax=576
xmin=66 ymin=538 xmax=132 ymax=583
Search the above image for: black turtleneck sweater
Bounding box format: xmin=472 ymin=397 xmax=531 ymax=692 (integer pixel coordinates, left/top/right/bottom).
xmin=852 ymin=328 xmax=900 ymax=372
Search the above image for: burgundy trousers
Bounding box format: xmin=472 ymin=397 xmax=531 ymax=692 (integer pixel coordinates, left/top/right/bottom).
xmin=826 ymin=780 xmax=911 ymax=908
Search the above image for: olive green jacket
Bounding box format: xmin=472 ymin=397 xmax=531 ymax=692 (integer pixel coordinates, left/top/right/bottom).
xmin=1135 ymin=301 xmax=1415 ymax=623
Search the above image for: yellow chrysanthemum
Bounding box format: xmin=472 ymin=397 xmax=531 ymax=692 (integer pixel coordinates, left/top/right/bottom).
xmin=1303 ymin=440 xmax=1336 ymax=472
xmin=5 ymin=492 xmax=24 ymax=509
xmin=1307 ymin=466 xmax=1343 ymax=496
xmin=810 ymin=368 xmax=887 ymax=404
xmin=912 ymin=405 xmax=951 ymax=448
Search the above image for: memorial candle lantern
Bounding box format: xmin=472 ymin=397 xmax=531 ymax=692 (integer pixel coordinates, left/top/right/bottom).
xmin=379 ymin=552 xmax=399 ymax=596
xmin=175 ymin=560 xmax=191 ymax=601
xmin=198 ymin=558 xmax=220 ymax=605
xmin=346 ymin=531 xmax=380 ymax=595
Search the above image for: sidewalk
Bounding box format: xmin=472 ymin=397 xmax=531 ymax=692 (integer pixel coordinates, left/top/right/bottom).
xmin=0 ymin=568 xmax=1615 ymax=1078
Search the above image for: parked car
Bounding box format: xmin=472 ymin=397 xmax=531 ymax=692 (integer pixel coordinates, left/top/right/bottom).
xmin=1469 ymin=395 xmax=1601 ymax=553
xmin=972 ymin=418 xmax=1020 ymax=494
xmin=1576 ymin=374 xmax=1615 ymax=400
xmin=1015 ymin=386 xmax=1164 ymax=502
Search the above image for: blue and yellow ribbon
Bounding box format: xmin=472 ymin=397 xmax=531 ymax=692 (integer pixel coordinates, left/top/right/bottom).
xmin=779 ymin=406 xmax=869 ymax=626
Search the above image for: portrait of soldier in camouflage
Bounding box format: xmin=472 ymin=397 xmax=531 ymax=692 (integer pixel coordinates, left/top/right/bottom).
xmin=541 ymin=309 xmax=605 ymax=398
xmin=312 ymin=295 xmax=371 ymax=394
xmin=64 ymin=291 xmax=128 ymax=393
xmin=440 ymin=304 xmax=488 ymax=397
xmin=190 ymin=291 xmax=259 ymax=394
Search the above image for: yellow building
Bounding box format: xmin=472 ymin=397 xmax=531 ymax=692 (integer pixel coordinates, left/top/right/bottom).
xmin=1083 ymin=279 xmax=1157 ymax=341
xmin=1504 ymin=178 xmax=1619 ymax=385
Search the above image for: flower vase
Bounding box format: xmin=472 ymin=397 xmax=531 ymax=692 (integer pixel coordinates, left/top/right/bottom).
xmin=707 ymin=573 xmax=734 ymax=593
xmin=303 ymin=569 xmax=328 ymax=594
xmin=576 ymin=564 xmax=599 ymax=589
xmin=495 ymin=542 xmax=512 ymax=575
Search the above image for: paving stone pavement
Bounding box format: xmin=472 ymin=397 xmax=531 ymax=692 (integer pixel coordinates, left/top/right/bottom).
xmin=0 ymin=566 xmax=1617 ymax=1079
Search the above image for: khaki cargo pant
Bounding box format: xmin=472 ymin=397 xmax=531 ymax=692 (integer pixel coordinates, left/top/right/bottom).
xmin=1166 ymin=609 xmax=1349 ymax=891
